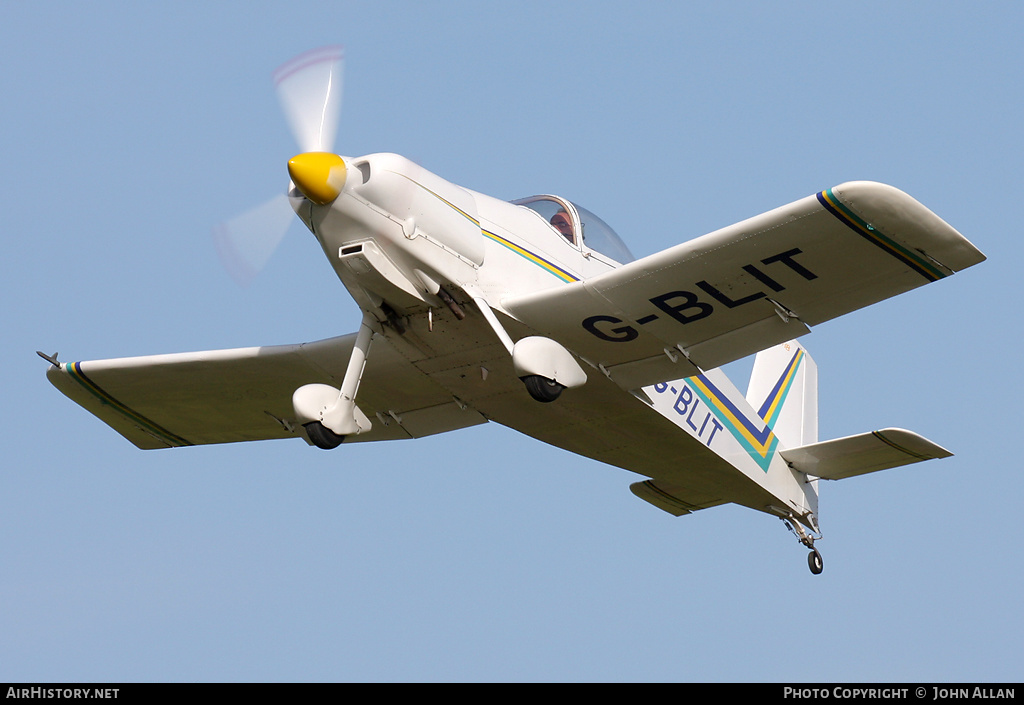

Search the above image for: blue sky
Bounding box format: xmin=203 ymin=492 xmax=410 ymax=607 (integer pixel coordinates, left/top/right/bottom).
xmin=2 ymin=1 xmax=1020 ymax=682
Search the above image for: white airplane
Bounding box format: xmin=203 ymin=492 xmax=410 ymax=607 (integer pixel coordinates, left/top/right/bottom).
xmin=41 ymin=47 xmax=986 ymax=574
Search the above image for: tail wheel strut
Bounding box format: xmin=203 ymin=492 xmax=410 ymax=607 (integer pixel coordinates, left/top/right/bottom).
xmin=782 ymin=516 xmax=824 ymax=575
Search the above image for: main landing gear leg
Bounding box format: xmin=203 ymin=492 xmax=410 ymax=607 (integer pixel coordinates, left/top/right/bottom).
xmin=467 ymin=293 xmax=583 ymax=404
xmin=294 ymin=312 xmax=376 ymax=449
xmin=468 ymin=295 xmax=559 ymax=402
xmin=783 ymin=516 xmax=824 ymax=575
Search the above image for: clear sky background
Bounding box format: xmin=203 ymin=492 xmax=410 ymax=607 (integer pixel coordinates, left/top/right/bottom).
xmin=2 ymin=1 xmax=1020 ymax=682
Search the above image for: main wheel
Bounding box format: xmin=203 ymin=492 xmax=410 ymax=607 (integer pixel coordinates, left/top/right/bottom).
xmin=522 ymin=375 xmax=564 ymax=403
xmin=808 ymin=548 xmax=824 ymax=575
xmin=304 ymin=421 xmax=345 ymax=450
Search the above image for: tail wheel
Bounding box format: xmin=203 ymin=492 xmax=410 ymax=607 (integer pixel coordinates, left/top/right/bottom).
xmin=808 ymin=549 xmax=824 ymax=575
xmin=304 ymin=421 xmax=345 ymax=450
xmin=522 ymin=375 xmax=564 ymax=403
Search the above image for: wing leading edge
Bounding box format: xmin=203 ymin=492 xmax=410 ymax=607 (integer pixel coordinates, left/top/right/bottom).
xmin=503 ymin=181 xmax=985 ymax=390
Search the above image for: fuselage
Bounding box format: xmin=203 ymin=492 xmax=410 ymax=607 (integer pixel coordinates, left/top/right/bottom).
xmin=290 ymin=151 xmax=819 ymax=527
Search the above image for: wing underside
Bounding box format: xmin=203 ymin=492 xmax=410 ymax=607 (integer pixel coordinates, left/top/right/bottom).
xmin=46 ymin=334 xmax=486 ymax=449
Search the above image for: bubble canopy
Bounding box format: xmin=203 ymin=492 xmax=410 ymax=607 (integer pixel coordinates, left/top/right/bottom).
xmin=513 ymin=196 xmax=635 ymax=264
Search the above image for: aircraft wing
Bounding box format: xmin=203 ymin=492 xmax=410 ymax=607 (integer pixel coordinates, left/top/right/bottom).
xmin=503 ymin=181 xmax=985 ymax=389
xmin=45 ymin=334 xmax=486 ymax=449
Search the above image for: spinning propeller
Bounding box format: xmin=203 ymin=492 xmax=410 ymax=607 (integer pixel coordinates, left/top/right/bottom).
xmin=213 ymin=46 xmax=345 ymax=285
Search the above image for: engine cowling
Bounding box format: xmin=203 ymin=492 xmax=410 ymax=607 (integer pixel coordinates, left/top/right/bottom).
xmin=352 ymin=153 xmax=485 ymax=268
xmin=291 ymin=152 xmax=484 ymax=314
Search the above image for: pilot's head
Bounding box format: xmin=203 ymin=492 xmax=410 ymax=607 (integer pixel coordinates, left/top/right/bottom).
xmin=550 ymin=211 xmax=573 ymax=242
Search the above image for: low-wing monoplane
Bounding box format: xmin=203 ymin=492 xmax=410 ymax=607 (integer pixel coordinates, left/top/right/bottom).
xmin=42 ymin=47 xmax=986 ymax=574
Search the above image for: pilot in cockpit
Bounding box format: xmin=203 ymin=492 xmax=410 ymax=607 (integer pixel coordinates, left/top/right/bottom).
xmin=550 ymin=210 xmax=575 ymax=244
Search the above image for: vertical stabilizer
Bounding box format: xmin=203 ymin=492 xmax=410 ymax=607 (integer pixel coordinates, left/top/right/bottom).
xmin=745 ymin=341 xmax=818 ymax=448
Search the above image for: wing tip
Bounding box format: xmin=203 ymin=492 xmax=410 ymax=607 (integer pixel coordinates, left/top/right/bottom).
xmin=827 ymin=181 xmax=986 ymax=274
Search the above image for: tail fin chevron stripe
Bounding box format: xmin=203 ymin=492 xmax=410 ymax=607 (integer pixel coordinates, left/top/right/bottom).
xmin=688 ymin=369 xmax=799 ymax=472
xmin=757 ymin=348 xmax=805 ymax=428
xmin=746 ymin=341 xmax=818 ymax=451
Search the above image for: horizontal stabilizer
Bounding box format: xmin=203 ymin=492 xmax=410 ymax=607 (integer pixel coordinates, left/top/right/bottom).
xmin=779 ymin=428 xmax=952 ymax=481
